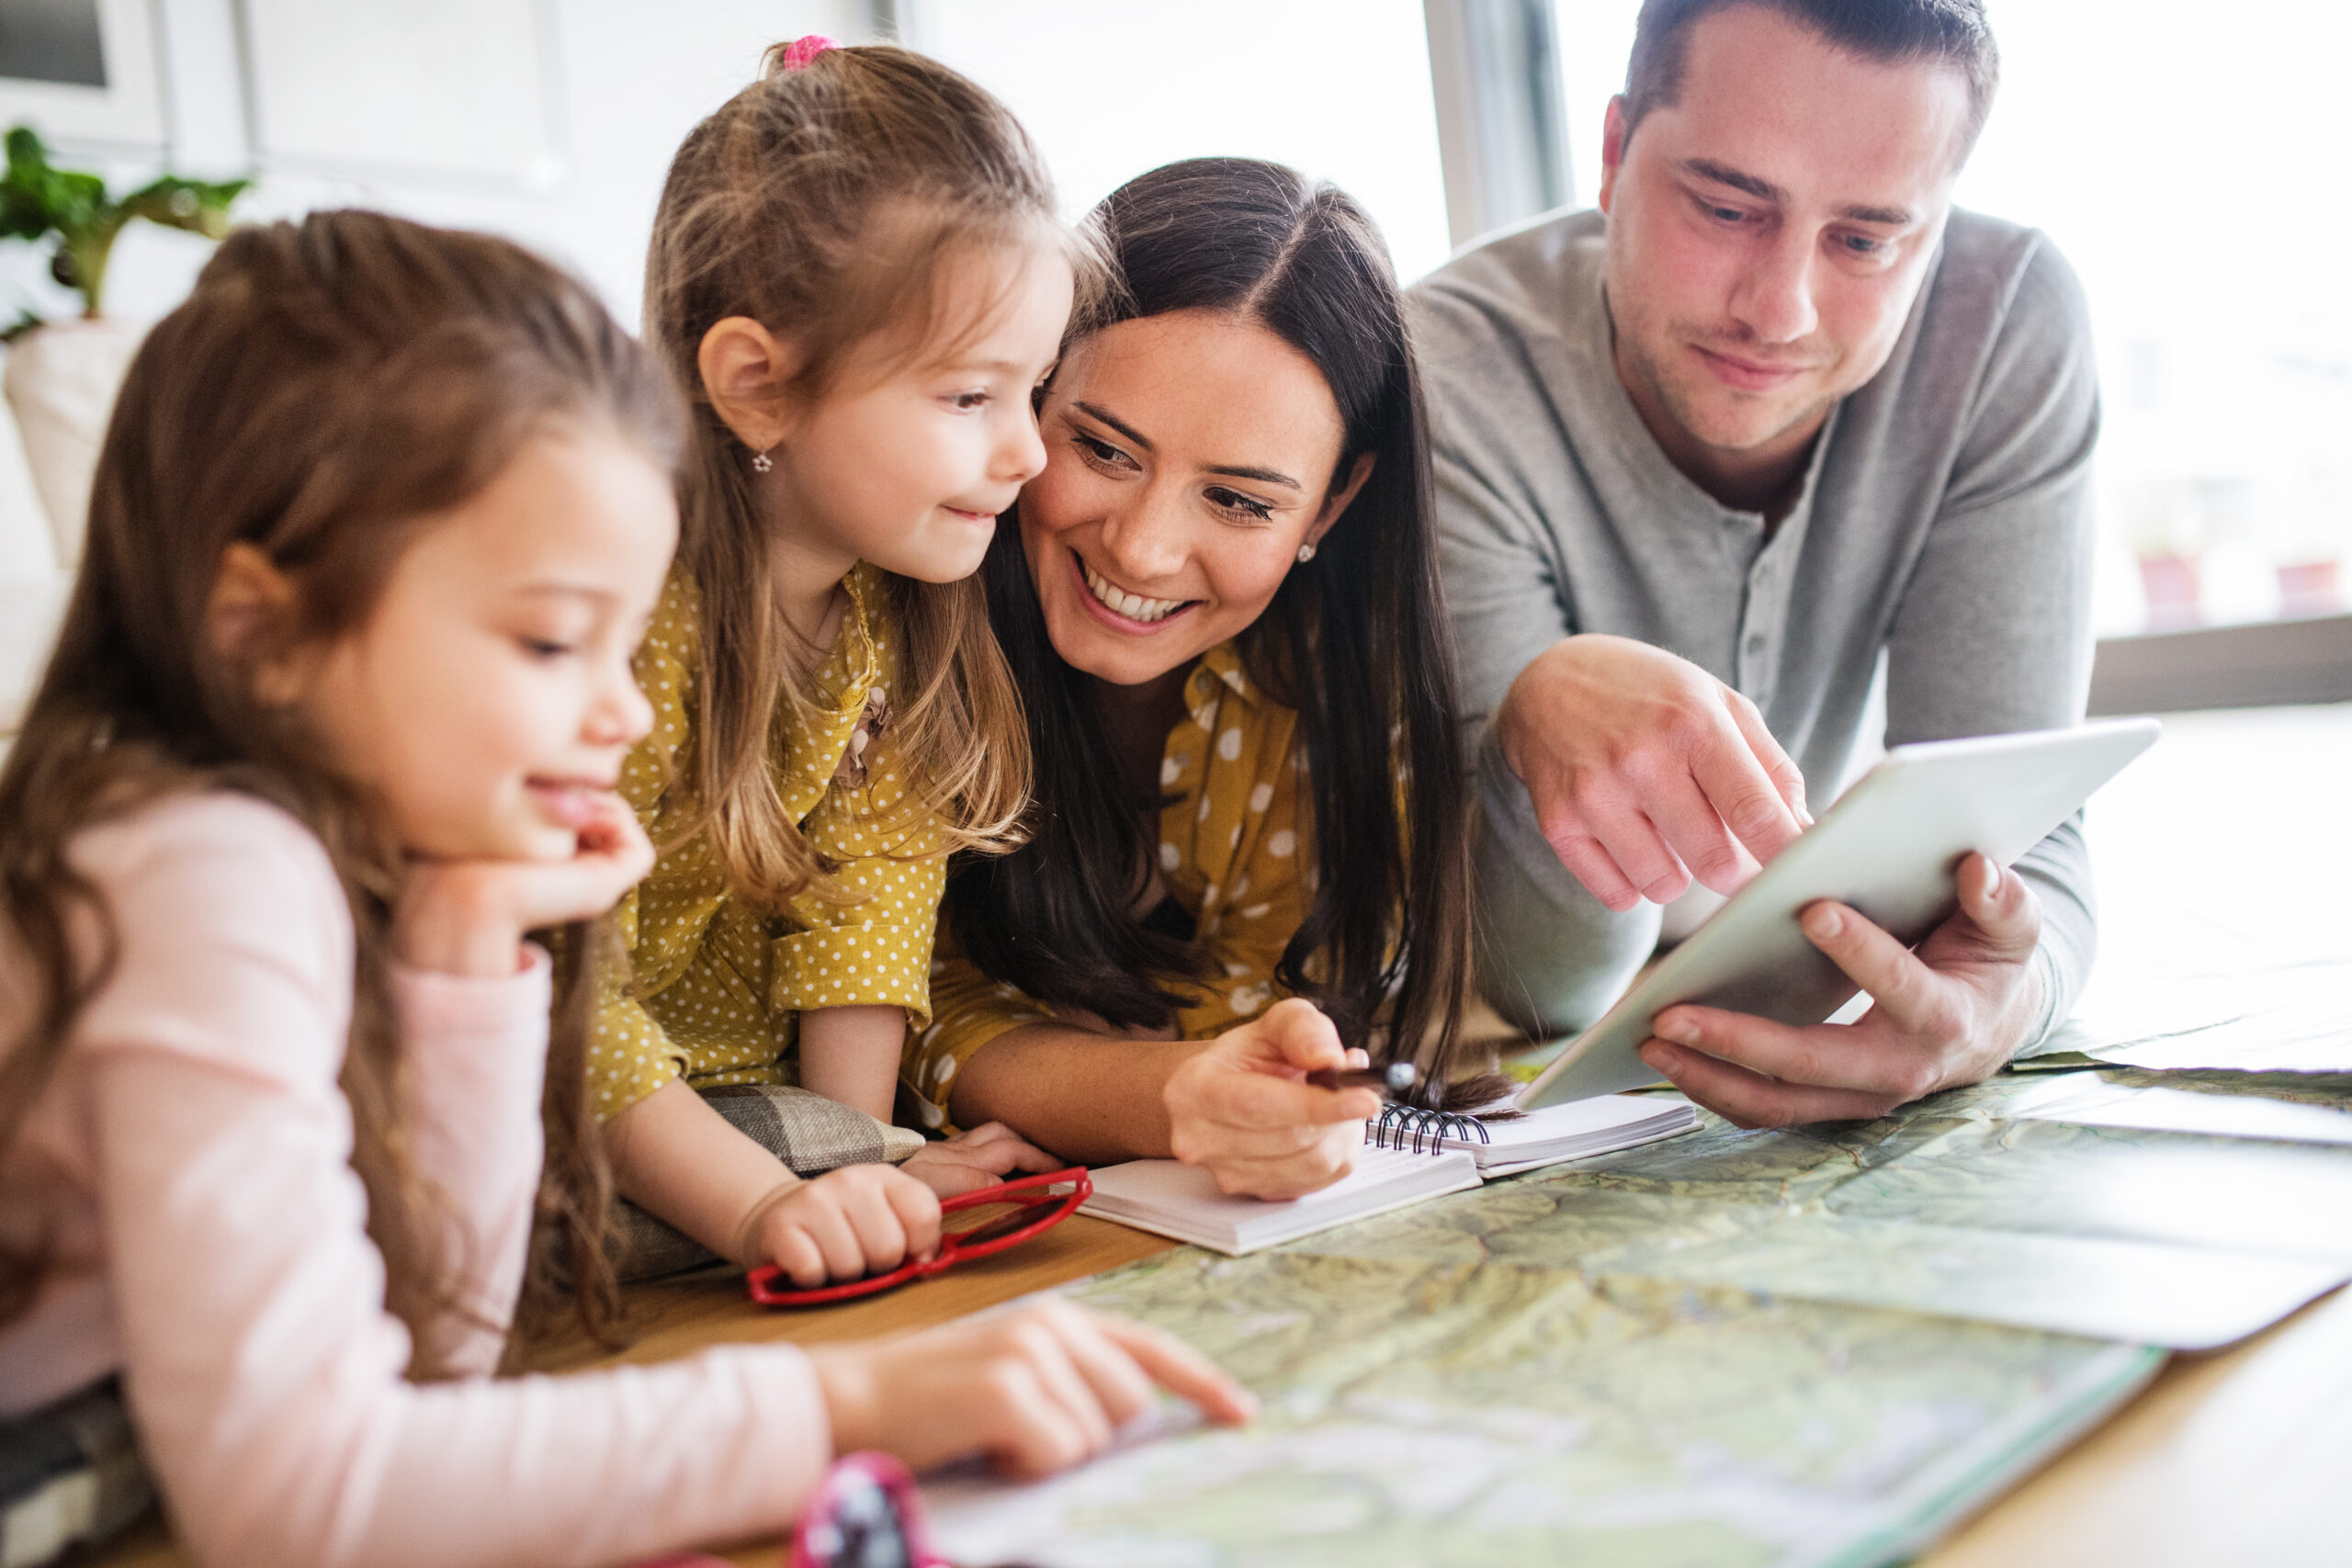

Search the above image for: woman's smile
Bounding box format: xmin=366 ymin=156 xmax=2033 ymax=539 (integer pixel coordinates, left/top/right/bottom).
xmin=1070 ymin=547 xmax=1198 ymax=632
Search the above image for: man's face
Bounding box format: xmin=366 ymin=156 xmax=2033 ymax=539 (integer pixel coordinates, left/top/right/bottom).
xmin=1599 ymin=4 xmax=1973 ymax=474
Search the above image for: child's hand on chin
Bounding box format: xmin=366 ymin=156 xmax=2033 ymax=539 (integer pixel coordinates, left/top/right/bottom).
xmin=735 ymin=1163 xmax=944 ymax=1287
xmin=899 ymin=1121 xmax=1066 ymax=1198
xmin=391 ymin=789 xmax=655 ymax=976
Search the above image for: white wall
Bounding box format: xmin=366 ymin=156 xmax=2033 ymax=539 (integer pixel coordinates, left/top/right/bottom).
xmin=3 ymin=0 xmax=870 ymax=330
xmin=904 ymin=0 xmax=1452 ymax=284
xmin=2 ymin=1 xmax=1455 ymax=330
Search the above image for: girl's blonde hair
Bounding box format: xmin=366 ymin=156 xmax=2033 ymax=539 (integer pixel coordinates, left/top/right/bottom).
xmin=644 ymin=40 xmax=1085 ymax=909
xmin=0 ymin=210 xmax=683 ymax=1362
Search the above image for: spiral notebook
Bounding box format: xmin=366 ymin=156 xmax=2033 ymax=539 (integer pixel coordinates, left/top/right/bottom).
xmin=1080 ymin=1093 xmax=1696 ymax=1255
xmin=1396 ymin=1092 xmax=1697 ymax=1178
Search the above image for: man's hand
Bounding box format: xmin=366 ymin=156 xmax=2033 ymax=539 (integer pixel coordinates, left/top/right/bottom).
xmin=1498 ymin=634 xmax=1811 ymax=910
xmin=900 ymin=1121 xmax=1067 ymax=1199
xmin=1162 ymin=998 xmax=1382 ymax=1200
xmin=1637 ymin=852 xmax=2047 ymax=1127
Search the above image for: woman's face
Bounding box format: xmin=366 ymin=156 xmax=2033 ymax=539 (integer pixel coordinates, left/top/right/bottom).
xmin=1019 ymin=309 xmax=1370 ymax=688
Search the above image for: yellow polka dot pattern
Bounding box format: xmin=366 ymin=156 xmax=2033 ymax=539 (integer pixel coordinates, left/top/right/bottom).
xmin=589 ymin=563 xmax=948 ymax=1123
xmin=907 ymin=642 xmax=1307 ymax=1131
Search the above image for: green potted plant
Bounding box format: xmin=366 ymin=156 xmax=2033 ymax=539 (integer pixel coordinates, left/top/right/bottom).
xmin=0 ymin=125 xmax=246 ymax=563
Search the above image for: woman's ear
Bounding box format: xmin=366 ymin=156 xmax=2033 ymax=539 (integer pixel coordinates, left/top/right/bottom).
xmin=206 ymin=542 xmax=307 ymax=704
xmin=696 ymin=316 xmax=805 ymax=454
xmin=1306 ymin=451 xmax=1375 ymax=551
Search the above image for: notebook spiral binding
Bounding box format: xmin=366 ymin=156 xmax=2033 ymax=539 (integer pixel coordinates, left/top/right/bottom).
xmin=1369 ymin=1104 xmax=1490 ymax=1154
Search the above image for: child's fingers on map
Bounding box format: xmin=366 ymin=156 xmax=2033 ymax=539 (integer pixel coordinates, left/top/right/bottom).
xmin=1090 ymin=1312 xmax=1257 ymax=1425
xmin=1042 ymin=1307 xmax=1159 ymax=1428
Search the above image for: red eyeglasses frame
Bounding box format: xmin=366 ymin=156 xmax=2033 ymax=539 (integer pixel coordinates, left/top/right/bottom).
xmin=745 ymin=1166 xmax=1092 ymax=1307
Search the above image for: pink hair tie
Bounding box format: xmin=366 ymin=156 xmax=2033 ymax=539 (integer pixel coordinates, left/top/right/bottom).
xmin=777 ymin=34 xmax=839 ymax=71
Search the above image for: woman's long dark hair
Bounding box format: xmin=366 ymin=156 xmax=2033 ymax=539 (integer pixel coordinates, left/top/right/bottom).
xmin=950 ymin=157 xmax=1480 ymax=1102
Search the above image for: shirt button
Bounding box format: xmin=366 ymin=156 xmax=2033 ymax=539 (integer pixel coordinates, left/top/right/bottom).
xmin=1746 ymin=635 xmax=1767 ymax=657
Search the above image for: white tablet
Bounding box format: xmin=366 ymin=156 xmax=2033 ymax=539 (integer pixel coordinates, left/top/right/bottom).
xmin=1517 ymin=717 xmax=2162 ymax=1110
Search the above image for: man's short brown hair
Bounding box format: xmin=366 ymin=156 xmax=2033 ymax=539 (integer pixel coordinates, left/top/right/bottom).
xmin=1622 ymin=0 xmax=2000 ymax=158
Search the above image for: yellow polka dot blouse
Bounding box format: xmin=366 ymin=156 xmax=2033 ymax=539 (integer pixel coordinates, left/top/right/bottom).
xmin=906 ymin=643 xmax=1307 ymax=1131
xmin=589 ymin=563 xmax=949 ymax=1123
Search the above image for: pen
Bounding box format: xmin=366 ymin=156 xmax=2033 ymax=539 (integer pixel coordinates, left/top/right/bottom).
xmin=1306 ymin=1061 xmax=1419 ymax=1098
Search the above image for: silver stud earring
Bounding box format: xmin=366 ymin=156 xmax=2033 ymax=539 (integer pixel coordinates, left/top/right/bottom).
xmin=1296 ymin=543 xmax=1317 ymax=563
xmin=751 ymin=447 xmax=775 ymax=474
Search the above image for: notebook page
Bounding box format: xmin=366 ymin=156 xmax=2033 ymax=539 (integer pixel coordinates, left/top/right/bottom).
xmin=1080 ymin=1147 xmax=1481 ymax=1255
xmin=1447 ymin=1094 xmax=1692 ymax=1151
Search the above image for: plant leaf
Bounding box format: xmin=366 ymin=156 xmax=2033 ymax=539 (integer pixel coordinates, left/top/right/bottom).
xmin=120 ymin=175 xmax=250 ymax=240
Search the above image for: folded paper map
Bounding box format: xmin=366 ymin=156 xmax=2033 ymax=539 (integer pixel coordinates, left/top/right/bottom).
xmin=925 ymin=1066 xmax=2352 ymax=1566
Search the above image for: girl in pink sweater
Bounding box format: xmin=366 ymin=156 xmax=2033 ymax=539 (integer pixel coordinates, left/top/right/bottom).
xmin=0 ymin=210 xmax=1248 ymax=1568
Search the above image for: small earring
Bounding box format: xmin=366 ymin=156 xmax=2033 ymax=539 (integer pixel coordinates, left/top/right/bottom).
xmin=751 ymin=447 xmax=775 ymax=474
xmin=1296 ymin=543 xmax=1317 ymax=563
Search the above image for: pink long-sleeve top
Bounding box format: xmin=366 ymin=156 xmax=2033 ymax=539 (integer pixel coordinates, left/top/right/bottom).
xmin=0 ymin=791 xmax=832 ymax=1567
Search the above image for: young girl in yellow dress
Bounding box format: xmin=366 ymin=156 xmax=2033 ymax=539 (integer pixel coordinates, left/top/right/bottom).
xmin=593 ymin=38 xmax=1073 ymax=1286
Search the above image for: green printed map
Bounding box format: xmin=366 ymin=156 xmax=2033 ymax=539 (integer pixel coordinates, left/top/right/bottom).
xmin=925 ymin=1071 xmax=2352 ymax=1566
xmin=926 ymin=1241 xmax=2154 ymax=1568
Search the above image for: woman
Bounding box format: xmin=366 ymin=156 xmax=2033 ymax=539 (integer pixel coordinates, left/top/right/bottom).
xmin=902 ymin=158 xmax=1494 ymax=1199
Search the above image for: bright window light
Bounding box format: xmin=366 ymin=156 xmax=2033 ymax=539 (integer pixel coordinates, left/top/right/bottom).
xmin=906 ymin=0 xmax=1454 ymax=286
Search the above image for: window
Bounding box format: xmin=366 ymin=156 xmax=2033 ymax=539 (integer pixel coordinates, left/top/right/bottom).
xmin=899 ymin=0 xmax=1454 ymax=285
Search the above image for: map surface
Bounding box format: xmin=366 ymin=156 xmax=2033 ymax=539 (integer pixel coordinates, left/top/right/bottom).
xmin=926 ymin=1070 xmax=2352 ymax=1565
xmin=926 ymin=1247 xmax=2154 ymax=1568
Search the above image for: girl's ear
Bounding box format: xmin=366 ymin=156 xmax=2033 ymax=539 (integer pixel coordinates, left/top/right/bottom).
xmin=1306 ymin=451 xmax=1375 ymax=551
xmin=207 ymin=542 xmax=307 ymax=704
xmin=697 ymin=316 xmax=806 ymax=454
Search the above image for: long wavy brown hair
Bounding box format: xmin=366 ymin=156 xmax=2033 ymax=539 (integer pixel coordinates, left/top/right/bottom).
xmin=0 ymin=210 xmax=681 ymax=1367
xmin=641 ymin=41 xmax=1091 ymax=908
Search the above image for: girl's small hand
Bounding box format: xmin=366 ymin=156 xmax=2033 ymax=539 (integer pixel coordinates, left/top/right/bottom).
xmin=1161 ymin=998 xmax=1380 ymax=1201
xmin=392 ymin=790 xmax=653 ymax=976
xmin=809 ymin=1298 xmax=1254 ymax=1480
xmin=505 ymin=786 xmax=656 ymax=929
xmin=899 ymin=1122 xmax=1066 ymax=1199
xmin=737 ymin=1163 xmax=944 ymax=1288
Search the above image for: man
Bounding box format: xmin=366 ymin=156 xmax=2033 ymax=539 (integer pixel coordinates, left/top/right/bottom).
xmin=1413 ymin=0 xmax=2098 ymax=1126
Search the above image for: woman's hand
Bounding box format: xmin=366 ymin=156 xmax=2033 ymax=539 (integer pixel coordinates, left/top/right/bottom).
xmin=810 ymin=1298 xmax=1255 ymax=1480
xmin=392 ymin=789 xmax=652 ymax=976
xmin=900 ymin=1122 xmax=1067 ymax=1199
xmin=736 ymin=1163 xmax=944 ymax=1288
xmin=1162 ymin=998 xmax=1381 ymax=1200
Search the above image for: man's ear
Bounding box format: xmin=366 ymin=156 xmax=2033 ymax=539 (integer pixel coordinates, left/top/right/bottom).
xmin=207 ymin=542 xmax=306 ymax=704
xmin=696 ymin=316 xmax=805 ymax=455
xmin=1598 ymin=96 xmax=1631 ymax=214
xmin=1306 ymin=451 xmax=1376 ymax=550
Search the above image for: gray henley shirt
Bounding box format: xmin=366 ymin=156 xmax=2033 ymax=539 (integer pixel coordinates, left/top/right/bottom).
xmin=1410 ymin=206 xmax=2100 ymax=1046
